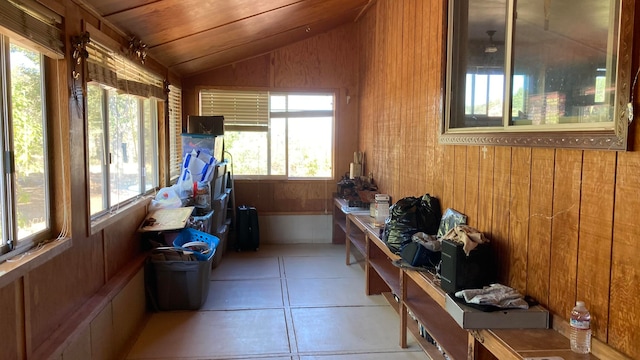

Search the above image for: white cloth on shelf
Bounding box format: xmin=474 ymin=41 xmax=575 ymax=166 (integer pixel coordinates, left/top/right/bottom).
xmin=455 ymin=283 xmax=529 ymax=309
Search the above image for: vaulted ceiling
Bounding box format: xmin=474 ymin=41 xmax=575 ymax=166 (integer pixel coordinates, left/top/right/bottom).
xmin=77 ymin=0 xmax=373 ymax=76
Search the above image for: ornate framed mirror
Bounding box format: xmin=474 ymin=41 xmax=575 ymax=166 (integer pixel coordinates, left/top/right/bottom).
xmin=442 ymin=0 xmax=636 ymax=150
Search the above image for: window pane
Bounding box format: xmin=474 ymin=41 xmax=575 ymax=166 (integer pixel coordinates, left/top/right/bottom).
xmin=87 ymin=83 xmax=107 ymax=215
xmin=270 ymin=95 xmax=286 ymax=112
xmin=224 ymin=131 xmax=268 ymax=175
xmin=287 ymin=95 xmax=333 ymax=111
xmin=288 ymin=117 xmax=332 ymax=178
xmin=143 ymin=99 xmax=157 ymax=191
xmin=487 ymin=74 xmax=504 ymax=117
xmin=108 ymin=91 xmax=140 ymax=205
xmin=270 ymin=118 xmax=286 ymax=176
xmin=473 ymin=74 xmax=488 ymax=115
xmin=10 ymin=43 xmax=48 ymax=239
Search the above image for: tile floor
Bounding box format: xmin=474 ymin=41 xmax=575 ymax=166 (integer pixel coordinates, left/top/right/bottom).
xmin=126 ymin=244 xmax=428 ymax=360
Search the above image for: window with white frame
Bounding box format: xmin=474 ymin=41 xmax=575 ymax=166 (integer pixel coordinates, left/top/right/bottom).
xmin=199 ymin=90 xmax=334 ymax=179
xmin=85 ymin=41 xmax=162 ymax=217
xmin=0 ymin=0 xmax=64 ymax=258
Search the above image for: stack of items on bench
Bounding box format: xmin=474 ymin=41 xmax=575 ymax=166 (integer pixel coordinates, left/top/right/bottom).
xmin=382 ymin=194 xmax=550 ymax=331
xmin=149 ymin=115 xmax=230 ymax=267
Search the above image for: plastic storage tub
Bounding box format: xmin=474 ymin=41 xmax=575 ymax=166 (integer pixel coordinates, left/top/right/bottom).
xmin=173 ymin=228 xmax=220 ymax=261
xmin=149 ymin=229 xmax=220 ymax=311
xmin=187 ymin=210 xmax=214 ymax=234
xmin=181 ymin=133 xmax=224 ymax=163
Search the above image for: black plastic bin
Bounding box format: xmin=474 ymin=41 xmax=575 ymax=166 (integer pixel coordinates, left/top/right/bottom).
xmin=147 ymin=228 xmax=219 ymax=311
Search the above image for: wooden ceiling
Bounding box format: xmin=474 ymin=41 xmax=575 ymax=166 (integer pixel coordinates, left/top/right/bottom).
xmin=78 ymin=0 xmax=373 ymax=76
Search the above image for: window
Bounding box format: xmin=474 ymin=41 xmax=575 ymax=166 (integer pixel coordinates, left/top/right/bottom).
xmin=0 ymin=0 xmax=63 ymax=258
xmin=168 ymin=85 xmax=183 ymax=182
xmin=200 ymin=90 xmax=334 ymax=179
xmin=86 ymin=41 xmax=163 ymax=218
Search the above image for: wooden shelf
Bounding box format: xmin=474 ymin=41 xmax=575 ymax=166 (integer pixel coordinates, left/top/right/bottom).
xmin=404 ymin=269 xmax=447 ymax=308
xmin=368 ymin=255 xmax=400 ymax=295
xmin=405 ymin=275 xmax=468 ymax=360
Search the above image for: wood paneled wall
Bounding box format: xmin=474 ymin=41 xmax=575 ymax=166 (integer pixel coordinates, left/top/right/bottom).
xmin=357 ymin=0 xmax=640 ymax=358
xmin=182 ymin=23 xmax=360 ymax=214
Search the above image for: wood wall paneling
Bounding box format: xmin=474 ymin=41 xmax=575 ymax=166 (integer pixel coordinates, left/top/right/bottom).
xmin=441 ymin=145 xmax=455 ymax=212
xmin=104 ymin=205 xmax=147 ymax=279
xmin=426 ymin=0 xmax=444 ymax=201
xmin=508 ymin=147 xmax=531 ymax=294
xmin=526 ymin=148 xmax=555 ymax=307
xmin=453 ymin=145 xmax=467 ymax=214
xmin=610 ymin=151 xmax=640 ymax=358
xmin=476 ymin=155 xmax=495 ymax=240
xmin=491 ymin=146 xmax=512 ymax=285
xmin=548 ymin=149 xmax=582 ymax=319
xmin=464 ymin=147 xmax=480 ymax=227
xmin=577 ymin=152 xmax=615 ymax=340
xmin=0 ymin=282 xmax=19 ymax=360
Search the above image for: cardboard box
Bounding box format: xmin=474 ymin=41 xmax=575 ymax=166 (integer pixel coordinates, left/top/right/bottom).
xmin=445 ymin=294 xmax=549 ymax=329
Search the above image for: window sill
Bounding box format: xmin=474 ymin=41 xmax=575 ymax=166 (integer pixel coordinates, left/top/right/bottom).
xmin=0 ymin=237 xmax=72 ymax=288
xmin=90 ymin=196 xmax=151 ymax=235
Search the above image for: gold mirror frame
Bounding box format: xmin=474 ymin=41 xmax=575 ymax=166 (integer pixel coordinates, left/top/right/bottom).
xmin=441 ymin=0 xmax=635 ymax=150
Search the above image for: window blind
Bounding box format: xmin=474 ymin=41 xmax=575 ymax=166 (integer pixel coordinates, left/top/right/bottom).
xmin=168 ymin=85 xmax=182 ymax=181
xmin=85 ymin=40 xmax=164 ymax=99
xmin=0 ymin=0 xmax=63 ymax=58
xmin=200 ymin=89 xmax=269 ymax=132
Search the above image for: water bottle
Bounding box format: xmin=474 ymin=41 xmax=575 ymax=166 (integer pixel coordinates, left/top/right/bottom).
xmin=570 ymin=301 xmax=591 ymax=354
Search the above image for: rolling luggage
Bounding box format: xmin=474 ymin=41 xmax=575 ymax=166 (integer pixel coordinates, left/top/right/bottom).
xmin=236 ymin=205 xmax=259 ymax=251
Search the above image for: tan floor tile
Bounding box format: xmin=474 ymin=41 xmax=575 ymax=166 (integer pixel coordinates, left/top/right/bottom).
xmin=283 ymin=256 xmax=364 ymax=278
xmin=301 ymin=352 xmax=428 ymax=360
xmin=211 ymin=256 xmax=281 ymax=280
xmin=226 ymin=244 xmax=345 ymax=258
xmin=126 ymin=309 xmax=290 ymax=359
xmin=202 ymin=278 xmax=284 ymax=310
xmin=287 ymin=278 xmax=386 ymax=307
xmin=292 ymin=306 xmax=414 ymax=353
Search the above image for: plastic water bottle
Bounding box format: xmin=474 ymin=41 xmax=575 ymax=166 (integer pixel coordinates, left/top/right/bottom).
xmin=570 ymin=301 xmax=591 ymax=354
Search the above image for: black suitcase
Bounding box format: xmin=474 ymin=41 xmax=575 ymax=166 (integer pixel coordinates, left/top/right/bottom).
xmin=236 ymin=205 xmax=259 ymax=251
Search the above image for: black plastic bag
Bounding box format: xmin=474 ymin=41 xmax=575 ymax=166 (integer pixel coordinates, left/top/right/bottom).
xmin=382 ymin=194 xmax=442 ymax=253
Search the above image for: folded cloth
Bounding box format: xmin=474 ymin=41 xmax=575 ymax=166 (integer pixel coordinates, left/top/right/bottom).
xmin=442 ymin=224 xmax=489 ymax=255
xmin=455 ymin=283 xmax=529 ymax=309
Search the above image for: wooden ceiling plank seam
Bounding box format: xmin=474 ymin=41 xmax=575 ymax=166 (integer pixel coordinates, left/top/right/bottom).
xmin=171 ymin=14 xmax=356 ymax=76
xmin=354 ymin=0 xmax=376 ymax=23
xmin=167 ymin=16 xmax=343 ymax=67
xmin=170 ymin=12 xmax=356 ymax=76
xmin=149 ymin=0 xmax=364 ymax=50
xmin=104 ymin=0 xmax=314 ymax=47
xmin=149 ymin=2 xmax=368 ymax=66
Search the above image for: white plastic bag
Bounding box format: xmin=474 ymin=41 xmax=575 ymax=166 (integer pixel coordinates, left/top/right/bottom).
xmin=175 ymin=170 xmax=195 ymax=199
xmin=149 ymin=187 xmax=183 ymax=211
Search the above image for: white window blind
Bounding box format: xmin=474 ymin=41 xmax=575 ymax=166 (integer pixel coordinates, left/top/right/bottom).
xmin=168 ymin=85 xmax=182 ymax=181
xmin=200 ymin=89 xmax=269 ymax=131
xmin=0 ymin=0 xmax=63 ymax=58
xmin=86 ymin=40 xmax=164 ymax=99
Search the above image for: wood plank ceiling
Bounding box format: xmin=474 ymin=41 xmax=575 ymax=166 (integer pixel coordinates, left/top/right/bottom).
xmin=78 ymin=0 xmax=373 ymax=76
